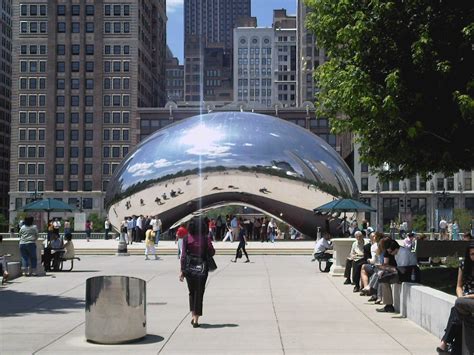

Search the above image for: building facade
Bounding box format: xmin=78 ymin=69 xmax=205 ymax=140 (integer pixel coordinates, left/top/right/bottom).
xmin=296 ymin=0 xmax=327 ymax=106
xmin=10 ymin=0 xmax=166 ymax=222
xmin=165 ymin=55 xmax=184 ymax=102
xmin=354 ymin=143 xmax=474 ymax=233
xmin=184 ymin=0 xmax=251 ymax=103
xmin=0 ymin=0 xmax=11 ymax=218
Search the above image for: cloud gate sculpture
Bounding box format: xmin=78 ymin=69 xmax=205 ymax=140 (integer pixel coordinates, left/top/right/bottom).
xmin=105 ymin=112 xmax=358 ymax=237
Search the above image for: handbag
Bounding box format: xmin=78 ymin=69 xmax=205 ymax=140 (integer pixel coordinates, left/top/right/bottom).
xmin=206 ymin=236 xmax=217 ymax=272
xmin=183 ymin=236 xmax=217 ymax=276
xmin=237 ymin=249 xmax=243 ymax=259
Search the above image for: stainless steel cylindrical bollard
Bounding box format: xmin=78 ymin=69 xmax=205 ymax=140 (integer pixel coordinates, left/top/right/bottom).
xmin=85 ymin=276 xmax=146 ymax=344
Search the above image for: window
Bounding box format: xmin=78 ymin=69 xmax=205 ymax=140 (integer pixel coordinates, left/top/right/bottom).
xmin=85 ymin=62 xmax=94 ymax=72
xmin=103 ymin=146 xmax=110 ymax=157
xmin=112 ymin=95 xmax=121 ymax=106
xmin=71 ymin=61 xmax=80 ymax=72
xmin=85 ymin=130 xmax=93 ymax=140
xmin=27 ymin=164 xmax=36 ymax=175
xmin=69 ymin=181 xmax=78 ymax=191
xmin=71 ymin=22 xmax=80 ymax=33
xmin=112 ymin=129 xmax=120 ymax=140
xmin=21 ymin=22 xmax=28 ymax=33
xmin=71 ymin=96 xmax=79 ymax=106
xmin=86 ymin=5 xmax=94 ymax=16
xmin=21 ymin=45 xmax=27 ymax=54
xmin=85 ymin=79 xmax=94 ymax=89
xmin=57 ymin=22 xmax=66 ymax=33
xmin=70 ymin=147 xmax=79 ymax=158
xmin=56 ymin=130 xmax=64 ymax=140
xmin=84 ymin=112 xmax=94 ymax=123
xmin=123 ymin=5 xmax=130 ymax=16
xmin=38 ymin=164 xmax=45 ymax=175
xmin=70 ymin=130 xmax=79 ymax=141
xmin=123 ymin=22 xmax=130 ymax=33
xmin=123 ymin=78 xmax=129 ymax=89
xmin=104 ymin=61 xmax=111 ymax=72
xmin=39 ymin=112 xmax=46 ymax=124
xmin=103 ymin=95 xmax=111 ymax=106
xmin=40 ymin=45 xmax=47 ymax=54
xmin=71 ymin=79 xmax=80 ymax=89
xmin=27 ymin=181 xmax=36 ymax=192
xmin=85 ymin=44 xmax=94 ymax=55
xmin=21 ymin=4 xmax=27 ymax=16
xmin=56 ymin=96 xmax=65 ymax=106
xmin=54 ymin=181 xmax=64 ymax=191
xmin=56 ymin=112 xmax=65 ymax=123
xmin=113 ymin=22 xmax=121 ymax=33
xmin=113 ymin=61 xmax=121 ymax=72
xmin=30 ymin=5 xmax=37 ymax=16
xmin=28 ymin=112 xmax=36 ymax=123
xmin=70 ymin=164 xmax=78 ymax=175
xmin=55 ymin=164 xmax=64 ymax=175
xmin=85 ymin=22 xmax=94 ymax=33
xmin=71 ymin=5 xmax=80 ymax=16
xmin=84 ymin=147 xmax=93 ymax=158
xmin=85 ymin=96 xmax=93 ymax=106
xmin=103 ymin=129 xmax=110 ymax=141
xmin=123 ymin=45 xmax=130 ymax=54
xmin=123 ymin=61 xmax=129 ymax=72
xmin=113 ymin=78 xmax=120 ymax=89
xmin=113 ymin=45 xmax=121 ymax=55
xmin=57 ymin=5 xmax=65 ymax=16
xmin=83 ymin=181 xmax=92 ymax=191
xmin=113 ymin=112 xmax=121 ymax=123
xmin=113 ymin=5 xmax=121 ymax=16
xmin=55 ymin=147 xmax=64 ymax=158
xmin=105 ymin=5 xmax=111 ymax=16
xmin=70 ymin=112 xmax=79 ymax=123
xmin=57 ymin=79 xmax=65 ymax=89
xmin=84 ymin=164 xmax=93 ymax=175
xmin=104 ymin=78 xmax=111 ymax=89
xmin=57 ymin=62 xmax=65 ymax=72
xmin=19 ymin=164 xmax=26 ymax=175
xmin=122 ymin=95 xmax=130 ymax=106
xmin=447 ymin=177 xmax=455 ymax=190
xmin=112 ymin=146 xmax=120 ymax=157
xmin=104 ymin=22 xmax=111 ymax=33
xmin=82 ymin=198 xmax=93 ymax=209
xmin=28 ymin=146 xmax=36 ymax=158
xmin=122 ymin=129 xmax=129 ymax=141
xmin=71 ymin=44 xmax=80 ymax=55
xmin=103 ymin=163 xmax=110 ymax=175
xmin=103 ymin=112 xmax=111 ymax=123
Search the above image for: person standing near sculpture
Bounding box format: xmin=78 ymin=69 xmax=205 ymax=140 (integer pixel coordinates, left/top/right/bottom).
xmin=19 ymin=216 xmax=39 ymax=276
xmin=104 ymin=218 xmax=110 ymax=240
xmin=179 ymin=216 xmax=215 ymax=328
xmin=150 ymin=215 xmax=162 ymax=245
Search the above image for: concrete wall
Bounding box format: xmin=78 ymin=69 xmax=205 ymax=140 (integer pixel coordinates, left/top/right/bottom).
xmin=393 ymin=282 xmax=456 ymax=339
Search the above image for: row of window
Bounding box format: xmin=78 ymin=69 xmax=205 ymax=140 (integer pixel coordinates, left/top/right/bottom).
xmin=18 ymin=145 xmax=44 ymax=158
xmin=361 ymin=177 xmax=474 ymax=192
xmin=104 ymin=77 xmax=130 ymax=90
xmin=57 ymin=61 xmax=95 ymax=72
xmin=103 ymin=94 xmax=130 ymax=107
xmin=18 ymin=180 xmax=44 ymax=192
xmin=18 ymin=163 xmax=44 ymax=175
xmin=102 ymin=163 xmax=119 ymax=176
xmin=56 ymin=112 xmax=94 ymax=124
xmin=19 ymin=77 xmax=46 ymax=90
xmin=55 ymin=130 xmax=96 ymax=141
xmin=104 ymin=22 xmax=130 ymax=34
xmin=20 ymin=60 xmax=46 ymax=73
xmin=238 ymin=79 xmax=273 ymax=87
xmin=103 ymin=129 xmax=130 ymax=141
xmin=57 ymin=95 xmax=96 ymax=107
xmin=57 ymin=4 xmax=95 ymax=16
xmin=55 ymin=163 xmax=95 ymax=175
xmin=19 ymin=111 xmax=46 ymax=124
xmin=20 ymin=4 xmax=47 ymax=17
xmin=19 ymin=94 xmax=45 ymax=107
xmin=103 ymin=111 xmax=130 ymax=124
xmin=57 ymin=22 xmax=94 ymax=33
xmin=54 ymin=146 xmax=96 ymax=158
xmin=104 ymin=61 xmax=130 ymax=73
xmin=237 ymin=58 xmax=272 ymax=65
xmin=57 ymin=44 xmax=95 ymax=55
xmin=104 ymin=4 xmax=130 ymax=17
xmin=20 ymin=21 xmax=47 ymax=34
xmin=104 ymin=44 xmax=130 ymax=55
xmin=238 ymin=48 xmax=272 ymax=55
xmin=103 ymin=146 xmax=129 ymax=158
xmin=237 ymin=68 xmax=272 ymax=76
xmin=237 ymin=89 xmax=272 ymax=97
xmin=53 ymin=181 xmax=94 ymax=192
xmin=57 ymin=78 xmax=94 ymax=90
xmin=19 ymin=128 xmax=45 ymax=141
xmin=20 ymin=44 xmax=46 ymax=55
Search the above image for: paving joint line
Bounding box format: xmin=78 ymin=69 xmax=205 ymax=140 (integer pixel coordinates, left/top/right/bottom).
xmin=33 ymin=320 xmax=85 ymax=354
xmin=263 ymin=255 xmax=286 ymax=355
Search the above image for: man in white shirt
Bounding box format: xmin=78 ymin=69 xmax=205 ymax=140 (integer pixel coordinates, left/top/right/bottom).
xmin=439 ymin=218 xmax=447 ymax=240
xmin=150 ymin=215 xmax=162 ymax=245
xmin=312 ymin=233 xmax=333 ymax=272
xmin=104 ymin=218 xmax=110 ymax=240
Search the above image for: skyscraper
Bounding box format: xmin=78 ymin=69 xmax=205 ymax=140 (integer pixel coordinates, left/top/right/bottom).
xmin=184 ymin=0 xmax=251 ymax=102
xmin=10 ymin=0 xmax=166 ymax=221
xmin=0 ymin=0 xmax=11 ymax=217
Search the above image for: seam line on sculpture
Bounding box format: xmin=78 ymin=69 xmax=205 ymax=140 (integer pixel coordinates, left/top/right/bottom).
xmin=327 ymin=275 xmax=413 ymax=354
xmin=264 ymin=255 xmax=286 ymax=355
xmin=32 ymin=320 xmax=85 ymax=354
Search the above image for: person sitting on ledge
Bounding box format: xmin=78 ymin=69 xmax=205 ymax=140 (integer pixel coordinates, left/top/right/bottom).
xmin=312 ymin=233 xmax=333 ymax=272
xmin=436 ymin=242 xmax=474 ymax=354
xmin=376 ymin=239 xmax=418 ymax=313
xmin=343 ymin=231 xmax=366 ymax=291
xmin=360 ymin=232 xmax=384 ymax=295
xmin=62 ymin=233 xmax=75 ymax=259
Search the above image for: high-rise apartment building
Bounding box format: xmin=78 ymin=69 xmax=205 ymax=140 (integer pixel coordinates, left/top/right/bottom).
xmin=184 ymin=0 xmax=251 ymax=102
xmin=234 ymin=9 xmax=297 ymax=108
xmin=297 ymin=0 xmax=327 ymax=105
xmin=0 ymin=0 xmax=11 ymax=218
xmin=166 ymin=54 xmax=184 ymax=103
xmin=10 ymin=0 xmax=166 ymax=221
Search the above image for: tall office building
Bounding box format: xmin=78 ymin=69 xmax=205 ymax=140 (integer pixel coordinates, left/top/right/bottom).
xmin=165 ymin=55 xmax=184 ymax=103
xmin=10 ymin=0 xmax=167 ymax=221
xmin=0 ymin=0 xmax=11 ymax=218
xmin=297 ymin=0 xmax=327 ymax=106
xmin=184 ymin=0 xmax=251 ymax=102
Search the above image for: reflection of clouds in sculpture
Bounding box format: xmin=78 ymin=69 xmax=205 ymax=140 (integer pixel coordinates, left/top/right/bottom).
xmin=185 ymin=144 xmax=232 ymax=158
xmin=153 ymin=159 xmax=172 ymax=169
xmin=127 ymin=162 xmax=154 ymax=177
xmin=243 ymin=143 xmax=253 ymax=147
xmin=269 ymin=133 xmax=280 ymax=138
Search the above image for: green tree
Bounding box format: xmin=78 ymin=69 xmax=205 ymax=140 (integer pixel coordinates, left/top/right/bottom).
xmin=87 ymin=213 xmax=105 ymax=233
xmin=306 ymin=0 xmax=474 ymax=180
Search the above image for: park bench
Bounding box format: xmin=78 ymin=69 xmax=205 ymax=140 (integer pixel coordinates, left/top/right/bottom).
xmin=58 ymin=256 xmax=81 ymax=271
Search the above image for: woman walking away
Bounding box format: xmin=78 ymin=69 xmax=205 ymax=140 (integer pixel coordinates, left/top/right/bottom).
xmin=437 ymin=242 xmax=474 ymax=354
xmin=19 ymin=216 xmax=39 ymax=276
xmin=180 ymin=216 xmax=215 ymax=328
xmin=231 ymin=220 xmax=250 ymax=263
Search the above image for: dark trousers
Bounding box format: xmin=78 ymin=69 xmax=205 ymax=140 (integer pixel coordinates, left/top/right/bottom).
xmin=442 ymin=306 xmax=462 ymax=354
xmin=254 ymin=228 xmax=260 ymax=241
xmin=235 ymin=241 xmax=249 ymax=260
xmin=216 ymin=226 xmax=223 ymax=240
xmin=314 ymin=252 xmax=332 ymax=272
xmin=185 ymin=274 xmax=208 ymax=316
xmin=344 ymin=258 xmax=366 ymax=285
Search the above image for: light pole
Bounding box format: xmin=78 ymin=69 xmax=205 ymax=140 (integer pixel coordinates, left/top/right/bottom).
xmin=430 ymin=182 xmax=435 ymax=239
xmin=375 ymin=182 xmax=381 ymax=232
xmin=402 ymin=181 xmax=408 ymax=223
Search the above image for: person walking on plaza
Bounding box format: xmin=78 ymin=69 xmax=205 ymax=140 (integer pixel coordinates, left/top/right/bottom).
xmin=230 ymin=215 xmax=239 ymax=242
xmin=179 ymin=216 xmax=215 ymax=328
xmin=231 ymin=220 xmax=250 ymax=263
xmin=175 ymin=222 xmax=188 ymax=259
xmin=104 ymin=218 xmax=110 ymax=240
xmin=19 ymin=216 xmax=39 ymax=276
xmin=85 ymin=219 xmax=92 ymax=242
xmin=439 ymin=218 xmax=448 ymax=240
xmin=126 ymin=217 xmax=134 ymax=244
xmin=452 ymin=220 xmax=460 ymax=241
xmin=145 ymin=226 xmax=158 ymax=260
xmin=136 ymin=215 xmax=144 ymax=242
xmin=267 ymin=218 xmax=277 ymax=243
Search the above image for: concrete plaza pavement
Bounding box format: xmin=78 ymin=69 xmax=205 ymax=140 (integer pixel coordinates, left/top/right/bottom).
xmin=0 ymin=254 xmax=438 ymax=355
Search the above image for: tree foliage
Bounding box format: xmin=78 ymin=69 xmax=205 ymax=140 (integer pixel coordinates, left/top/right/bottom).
xmin=306 ymin=0 xmax=474 ymax=180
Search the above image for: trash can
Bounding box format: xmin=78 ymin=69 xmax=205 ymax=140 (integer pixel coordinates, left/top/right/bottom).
xmin=85 ymin=276 xmax=146 ymax=344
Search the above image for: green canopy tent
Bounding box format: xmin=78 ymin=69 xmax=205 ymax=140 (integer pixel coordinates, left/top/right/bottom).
xmin=313 ymin=198 xmax=376 ymax=234
xmin=19 ymin=198 xmax=77 ymax=223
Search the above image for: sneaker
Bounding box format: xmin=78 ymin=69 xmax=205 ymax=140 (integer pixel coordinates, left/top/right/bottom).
xmin=231 ymin=259 xmax=236 ymax=263
xmin=376 ymin=305 xmax=395 ymax=313
xmin=343 ymin=279 xmax=351 ymax=285
xmin=353 ymin=286 xmax=360 ymax=293
xmin=245 ymin=259 xmax=250 ymax=263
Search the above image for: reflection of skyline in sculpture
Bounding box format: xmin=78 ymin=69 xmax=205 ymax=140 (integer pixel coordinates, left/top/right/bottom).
xmin=105 ymin=112 xmax=358 ymax=236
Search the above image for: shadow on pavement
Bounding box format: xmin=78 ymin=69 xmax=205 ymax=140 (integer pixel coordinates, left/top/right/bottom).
xmin=0 ymin=289 xmax=84 ymax=317
xmin=135 ymin=334 xmax=165 ymax=344
xmin=198 ymin=323 xmax=239 ymax=329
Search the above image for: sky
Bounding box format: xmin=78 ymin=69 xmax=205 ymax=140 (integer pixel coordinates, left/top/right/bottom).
xmin=166 ymin=0 xmax=297 ymax=62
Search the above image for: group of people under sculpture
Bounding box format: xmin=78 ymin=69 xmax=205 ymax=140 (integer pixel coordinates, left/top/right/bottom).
xmin=314 ymin=230 xmax=474 ymax=354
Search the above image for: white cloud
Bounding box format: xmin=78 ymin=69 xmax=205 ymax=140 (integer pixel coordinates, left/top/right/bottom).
xmin=153 ymin=159 xmax=172 ymax=169
xmin=167 ymin=0 xmax=183 ymax=13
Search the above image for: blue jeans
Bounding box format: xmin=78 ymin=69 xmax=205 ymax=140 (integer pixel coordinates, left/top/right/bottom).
xmin=155 ymin=230 xmax=160 ymax=244
xmin=20 ymin=243 xmax=37 ymax=269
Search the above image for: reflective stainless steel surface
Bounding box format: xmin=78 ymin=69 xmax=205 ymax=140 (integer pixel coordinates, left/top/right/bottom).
xmin=85 ymin=276 xmax=146 ymax=344
xmin=105 ymin=112 xmax=358 ymax=236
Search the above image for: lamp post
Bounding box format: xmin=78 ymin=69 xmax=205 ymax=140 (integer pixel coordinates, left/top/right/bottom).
xmin=30 ymin=190 xmax=43 ymax=202
xmin=402 ymin=181 xmax=408 ymax=220
xmin=430 ymin=182 xmax=435 ymax=239
xmin=375 ymin=182 xmax=381 ymax=232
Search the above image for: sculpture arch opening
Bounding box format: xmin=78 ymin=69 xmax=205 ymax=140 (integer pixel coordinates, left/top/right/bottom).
xmin=105 ymin=112 xmax=358 ymax=237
